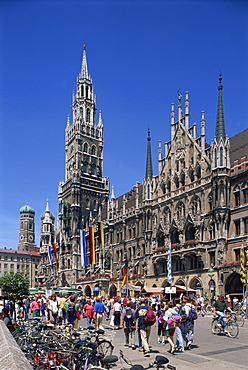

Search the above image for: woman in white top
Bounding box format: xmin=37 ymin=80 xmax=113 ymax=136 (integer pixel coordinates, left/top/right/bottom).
xmin=112 ymin=297 xmax=122 ymax=329
xmin=48 ymin=294 xmax=59 ymax=324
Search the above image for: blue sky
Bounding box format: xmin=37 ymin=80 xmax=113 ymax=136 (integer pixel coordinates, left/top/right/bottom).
xmin=0 ymin=0 xmax=247 ymax=249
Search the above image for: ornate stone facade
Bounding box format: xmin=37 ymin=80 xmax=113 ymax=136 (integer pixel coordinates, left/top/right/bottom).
xmin=52 ymin=48 xmax=248 ymax=298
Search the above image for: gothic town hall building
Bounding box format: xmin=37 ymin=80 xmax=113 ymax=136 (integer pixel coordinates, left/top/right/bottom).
xmin=38 ymin=47 xmax=248 ymax=299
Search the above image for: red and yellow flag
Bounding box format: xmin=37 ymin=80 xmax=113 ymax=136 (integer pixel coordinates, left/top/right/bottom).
xmin=240 ymin=243 xmax=246 ymax=284
xmin=89 ymin=227 xmax=96 ymax=265
xmin=99 ymin=222 xmax=104 ymax=249
xmin=121 ymin=257 xmax=128 ymax=287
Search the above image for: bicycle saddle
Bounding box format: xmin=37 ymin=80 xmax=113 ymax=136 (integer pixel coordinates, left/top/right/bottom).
xmin=101 ymin=355 xmax=118 ymax=364
xmin=155 ymin=356 xmax=169 ymax=365
xmin=96 ymin=329 xmax=105 ymax=335
xmin=130 ymin=365 xmax=144 ymax=370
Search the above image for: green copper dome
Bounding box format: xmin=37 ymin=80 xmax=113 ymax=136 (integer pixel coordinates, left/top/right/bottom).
xmin=20 ymin=204 xmax=35 ymax=214
xmin=40 ymin=211 xmax=55 ymax=221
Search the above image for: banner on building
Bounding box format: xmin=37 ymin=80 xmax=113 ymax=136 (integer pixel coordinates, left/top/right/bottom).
xmin=167 ymin=244 xmax=172 ymax=284
xmin=99 ymin=222 xmax=104 ymax=249
xmin=121 ymin=257 xmax=128 ymax=287
xmin=47 ymin=245 xmax=53 ymax=266
xmin=89 ymin=226 xmax=96 ymax=265
xmin=52 ymin=243 xmax=59 ymax=271
xmin=80 ymin=230 xmax=87 ymax=267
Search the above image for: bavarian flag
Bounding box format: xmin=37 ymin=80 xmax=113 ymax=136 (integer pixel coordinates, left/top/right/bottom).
xmin=240 ymin=243 xmax=246 ymax=284
xmin=89 ymin=226 xmax=96 ymax=265
xmin=121 ymin=257 xmax=128 ymax=287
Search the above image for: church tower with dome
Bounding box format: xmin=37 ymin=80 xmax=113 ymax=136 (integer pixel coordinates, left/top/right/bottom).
xmin=18 ymin=203 xmax=36 ymax=251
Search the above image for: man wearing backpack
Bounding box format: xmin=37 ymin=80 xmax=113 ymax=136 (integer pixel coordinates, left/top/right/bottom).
xmin=122 ymin=300 xmax=136 ymax=349
xmin=64 ymin=295 xmax=80 ymax=328
xmin=134 ymin=297 xmax=153 ymax=357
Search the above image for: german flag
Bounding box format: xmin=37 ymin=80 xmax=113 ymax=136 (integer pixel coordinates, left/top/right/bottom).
xmin=121 ymin=257 xmax=128 ymax=287
xmin=89 ymin=226 xmax=96 ymax=265
xmin=240 ymin=243 xmax=246 ymax=284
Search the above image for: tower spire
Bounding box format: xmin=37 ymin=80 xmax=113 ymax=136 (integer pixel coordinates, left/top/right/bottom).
xmin=145 ymin=129 xmax=153 ymax=179
xmin=215 ymin=74 xmax=226 ymax=141
xmin=80 ymin=42 xmax=89 ymax=79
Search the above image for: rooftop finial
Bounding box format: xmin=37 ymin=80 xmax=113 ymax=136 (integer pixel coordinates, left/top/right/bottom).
xmin=177 ymin=88 xmax=182 ymax=107
xmin=215 ymin=74 xmax=226 ymax=141
xmin=84 ymin=41 xmax=86 ymax=51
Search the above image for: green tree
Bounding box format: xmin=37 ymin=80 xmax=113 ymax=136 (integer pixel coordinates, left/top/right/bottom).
xmin=0 ymin=272 xmax=29 ymax=301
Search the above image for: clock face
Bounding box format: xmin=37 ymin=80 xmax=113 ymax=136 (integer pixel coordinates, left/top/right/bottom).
xmin=29 ymin=235 xmax=34 ymax=242
xmin=20 ymin=235 xmax=24 ymax=241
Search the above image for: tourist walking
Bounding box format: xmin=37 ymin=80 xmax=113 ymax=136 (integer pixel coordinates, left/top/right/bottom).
xmin=30 ymin=296 xmax=41 ymax=318
xmin=83 ymin=298 xmax=94 ymax=328
xmin=112 ymin=297 xmax=122 ymax=329
xmin=134 ymin=297 xmax=151 ymax=357
xmin=122 ymin=300 xmax=136 ymax=349
xmin=180 ymin=296 xmax=197 ymax=350
xmin=93 ymin=297 xmax=106 ymax=330
xmin=48 ymin=294 xmax=59 ymax=324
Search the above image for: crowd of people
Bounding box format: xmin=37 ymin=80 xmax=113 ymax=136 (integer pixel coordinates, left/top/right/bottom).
xmin=0 ymin=292 xmax=247 ymax=357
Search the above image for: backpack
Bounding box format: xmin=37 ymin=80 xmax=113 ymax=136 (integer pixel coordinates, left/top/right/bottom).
xmin=124 ymin=308 xmax=135 ymax=328
xmin=166 ymin=309 xmax=181 ymax=327
xmin=178 ymin=305 xmax=187 ymax=323
xmin=144 ymin=308 xmax=156 ymax=326
xmin=158 ymin=310 xmax=166 ymax=324
xmin=188 ymin=306 xmax=198 ymax=321
xmin=67 ymin=302 xmax=76 ymax=319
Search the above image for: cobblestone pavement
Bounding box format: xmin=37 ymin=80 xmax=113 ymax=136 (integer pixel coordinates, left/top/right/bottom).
xmin=79 ymin=315 xmax=248 ymax=370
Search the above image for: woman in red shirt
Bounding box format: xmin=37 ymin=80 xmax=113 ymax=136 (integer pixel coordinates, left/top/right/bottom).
xmin=83 ymin=299 xmax=94 ymax=328
xmin=30 ymin=296 xmax=41 ymax=318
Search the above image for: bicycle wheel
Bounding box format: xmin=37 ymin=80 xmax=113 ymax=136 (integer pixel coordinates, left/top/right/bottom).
xmin=97 ymin=340 xmax=114 ymax=357
xmin=235 ymin=314 xmax=244 ymax=327
xmin=226 ymin=320 xmax=239 ymax=338
xmin=211 ymin=320 xmax=221 ymax=335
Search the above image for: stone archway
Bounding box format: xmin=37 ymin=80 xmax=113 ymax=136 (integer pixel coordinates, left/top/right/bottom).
xmin=84 ymin=285 xmax=91 ymax=297
xmin=189 ymin=277 xmax=203 ymax=295
xmin=109 ymin=284 xmax=117 ymax=298
xmin=225 ymin=272 xmax=243 ymax=295
xmin=174 ymin=279 xmax=185 ymax=286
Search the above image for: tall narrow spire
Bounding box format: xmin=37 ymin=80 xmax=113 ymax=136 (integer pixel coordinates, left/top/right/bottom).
xmin=215 ymin=74 xmax=226 ymax=141
xmin=80 ymin=42 xmax=89 ymax=79
xmin=145 ymin=129 xmax=153 ymax=179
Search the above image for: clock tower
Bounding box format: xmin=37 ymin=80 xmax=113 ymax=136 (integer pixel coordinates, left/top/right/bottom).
xmin=18 ymin=203 xmax=37 ymax=251
xmin=57 ymin=45 xmax=109 ymax=286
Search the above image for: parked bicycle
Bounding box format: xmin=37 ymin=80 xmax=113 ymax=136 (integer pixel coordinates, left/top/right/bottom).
xmin=119 ymin=349 xmax=176 ymax=370
xmin=211 ymin=314 xmax=239 ymax=338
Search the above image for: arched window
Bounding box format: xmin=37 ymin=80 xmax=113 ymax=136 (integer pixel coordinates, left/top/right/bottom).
xmin=86 ymin=86 xmax=89 ymax=98
xmin=91 ymin=145 xmax=96 ymax=155
xmin=86 ymin=108 xmax=90 ymax=123
xmin=81 ymin=85 xmax=84 ymax=97
xmin=167 ymin=179 xmax=171 ymax=192
xmin=220 ymin=147 xmax=223 ymax=166
xmin=233 ymin=185 xmax=240 ymax=207
xmin=171 ymin=229 xmax=179 ymax=244
xmin=180 ymin=172 xmax=185 ymax=186
xmin=215 ymin=148 xmax=217 ymax=167
xmin=195 ymin=164 xmax=201 ymax=179
xmin=147 ymin=184 xmax=151 ymax=199
xmin=91 ymin=164 xmax=96 ymax=175
xmin=85 ymin=199 xmax=89 ymax=209
xmin=185 ymin=224 xmax=195 ymax=241
xmin=83 ymin=162 xmax=88 ymax=173
xmin=174 ymin=174 xmax=179 ymax=189
xmin=189 ymin=167 xmax=194 ymax=182
xmin=83 ymin=142 xmax=88 ymax=152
